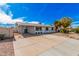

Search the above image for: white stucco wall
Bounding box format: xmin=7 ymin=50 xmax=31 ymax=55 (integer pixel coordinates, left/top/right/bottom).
xmin=17 ymin=26 xmax=25 ymax=34
xmin=27 ymin=26 xmax=36 ymax=34
xmin=17 ymin=26 xmax=36 ymax=34
xmin=17 ymin=25 xmax=54 ymax=34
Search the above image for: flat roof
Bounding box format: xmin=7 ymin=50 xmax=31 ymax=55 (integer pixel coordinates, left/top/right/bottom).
xmin=16 ymin=22 xmax=53 ymax=27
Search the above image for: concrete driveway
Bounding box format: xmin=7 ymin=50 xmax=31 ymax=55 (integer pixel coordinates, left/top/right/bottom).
xmin=13 ymin=33 xmax=79 ymax=56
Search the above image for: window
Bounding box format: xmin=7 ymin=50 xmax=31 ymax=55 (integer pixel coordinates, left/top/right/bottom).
xmin=36 ymin=27 xmax=39 ymax=31
xmin=39 ymin=27 xmax=42 ymax=30
xmin=36 ymin=27 xmax=42 ymax=31
xmin=46 ymin=27 xmax=49 ymax=31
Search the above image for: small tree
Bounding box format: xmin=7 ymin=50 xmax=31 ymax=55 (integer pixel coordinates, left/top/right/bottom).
xmin=53 ymin=17 xmax=72 ymax=33
xmin=54 ymin=20 xmax=61 ymax=32
xmin=60 ymin=17 xmax=72 ymax=28
xmin=60 ymin=17 xmax=72 ymax=33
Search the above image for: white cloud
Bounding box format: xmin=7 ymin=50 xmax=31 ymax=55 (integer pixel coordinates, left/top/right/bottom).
xmin=0 ymin=3 xmax=25 ymax=24
xmin=72 ymin=21 xmax=79 ymax=24
xmin=0 ymin=3 xmax=7 ymax=6
xmin=71 ymin=23 xmax=79 ymax=28
xmin=71 ymin=21 xmax=79 ymax=28
xmin=0 ymin=3 xmax=44 ymax=25
xmin=8 ymin=10 xmax=13 ymax=17
xmin=28 ymin=21 xmax=40 ymax=24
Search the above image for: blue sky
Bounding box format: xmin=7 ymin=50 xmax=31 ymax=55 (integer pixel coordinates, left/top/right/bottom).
xmin=1 ymin=3 xmax=79 ymax=27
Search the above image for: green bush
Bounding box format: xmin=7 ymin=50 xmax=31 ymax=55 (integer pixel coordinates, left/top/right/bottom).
xmin=71 ymin=29 xmax=76 ymax=32
xmin=60 ymin=29 xmax=64 ymax=33
xmin=60 ymin=29 xmax=69 ymax=33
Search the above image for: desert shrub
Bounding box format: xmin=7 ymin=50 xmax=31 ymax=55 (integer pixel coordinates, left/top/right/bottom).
xmin=71 ymin=29 xmax=76 ymax=32
xmin=60 ymin=29 xmax=69 ymax=33
xmin=60 ymin=29 xmax=64 ymax=33
xmin=74 ymin=28 xmax=79 ymax=33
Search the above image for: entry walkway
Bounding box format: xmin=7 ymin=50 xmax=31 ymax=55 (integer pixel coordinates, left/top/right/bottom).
xmin=13 ymin=33 xmax=79 ymax=56
xmin=14 ymin=33 xmax=24 ymax=40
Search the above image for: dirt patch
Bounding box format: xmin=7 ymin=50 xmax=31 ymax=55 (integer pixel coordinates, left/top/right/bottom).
xmin=0 ymin=38 xmax=14 ymax=56
xmin=53 ymin=33 xmax=79 ymax=40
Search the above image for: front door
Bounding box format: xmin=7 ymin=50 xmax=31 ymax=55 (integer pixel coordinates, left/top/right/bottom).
xmin=24 ymin=28 xmax=28 ymax=33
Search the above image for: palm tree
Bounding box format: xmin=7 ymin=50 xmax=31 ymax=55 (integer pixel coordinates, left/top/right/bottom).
xmin=54 ymin=20 xmax=61 ymax=32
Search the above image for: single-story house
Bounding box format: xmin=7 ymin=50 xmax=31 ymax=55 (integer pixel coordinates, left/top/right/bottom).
xmin=15 ymin=22 xmax=54 ymax=34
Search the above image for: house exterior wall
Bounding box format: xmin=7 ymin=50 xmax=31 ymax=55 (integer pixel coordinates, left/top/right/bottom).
xmin=16 ymin=26 xmax=36 ymax=34
xmin=0 ymin=28 xmax=14 ymax=38
xmin=17 ymin=26 xmax=25 ymax=34
xmin=27 ymin=26 xmax=36 ymax=34
xmin=17 ymin=25 xmax=54 ymax=34
xmin=35 ymin=27 xmax=54 ymax=34
xmin=42 ymin=27 xmax=46 ymax=33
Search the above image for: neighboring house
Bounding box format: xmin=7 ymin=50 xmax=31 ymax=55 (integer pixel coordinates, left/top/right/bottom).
xmin=0 ymin=27 xmax=14 ymax=38
xmin=15 ymin=22 xmax=54 ymax=34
